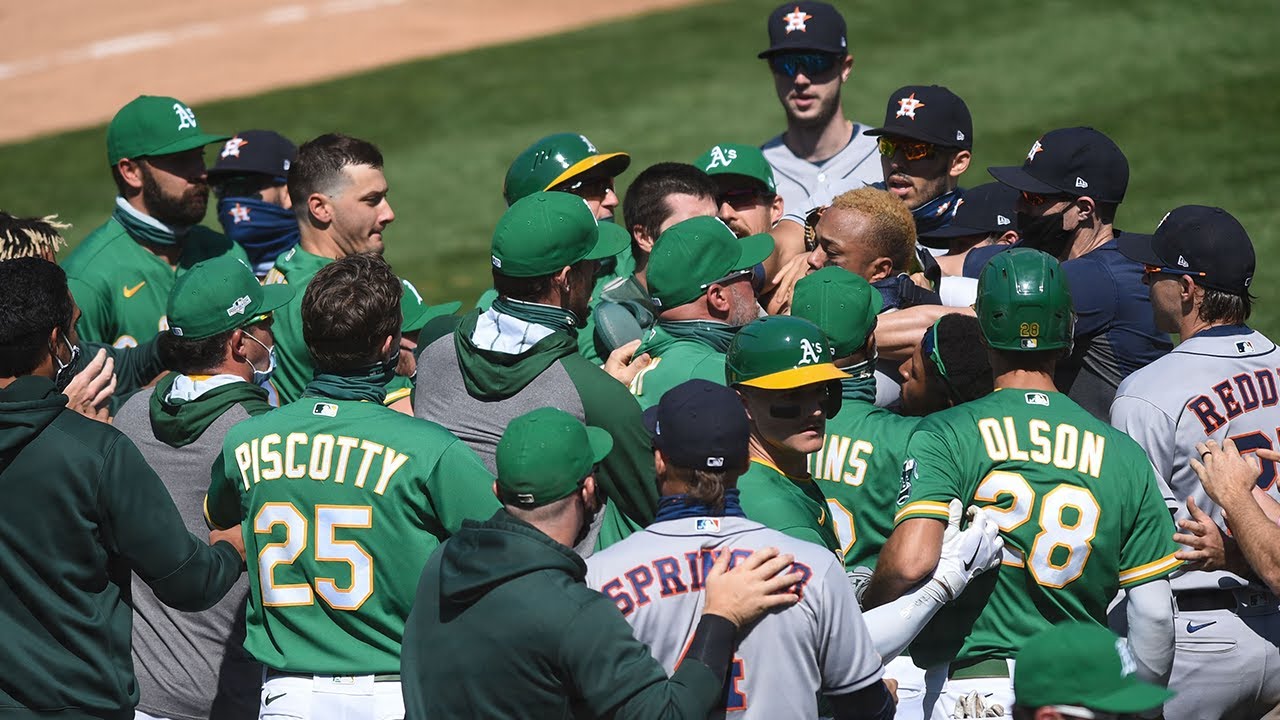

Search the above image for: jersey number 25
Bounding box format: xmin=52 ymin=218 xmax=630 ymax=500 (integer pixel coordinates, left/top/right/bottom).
xmin=255 ymin=502 xmax=374 ymax=610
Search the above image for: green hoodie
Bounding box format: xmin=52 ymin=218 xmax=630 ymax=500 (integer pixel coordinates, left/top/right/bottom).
xmin=148 ymin=373 xmax=272 ymax=448
xmin=402 ymin=510 xmax=727 ymax=719
xmin=628 ymin=321 xmax=731 ymax=410
xmin=0 ymin=376 xmax=242 ymax=719
xmin=416 ymin=310 xmax=657 ymax=549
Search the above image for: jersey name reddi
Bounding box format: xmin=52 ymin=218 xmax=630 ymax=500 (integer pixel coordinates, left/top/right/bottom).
xmin=232 ymin=433 xmax=410 ymax=495
xmin=977 ymin=417 xmax=1106 ymax=478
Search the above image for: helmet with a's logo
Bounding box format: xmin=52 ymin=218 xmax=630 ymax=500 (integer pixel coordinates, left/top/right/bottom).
xmin=502 ymin=133 xmax=630 ymax=206
xmin=976 ymin=248 xmax=1074 ymax=352
xmin=726 ymin=315 xmax=850 ymax=389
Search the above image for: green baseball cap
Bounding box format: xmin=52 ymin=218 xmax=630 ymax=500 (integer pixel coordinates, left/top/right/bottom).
xmin=107 ymin=95 xmax=229 ymax=166
xmin=726 ymin=315 xmax=850 ymax=389
xmin=399 ymin=279 xmax=461 ymax=334
xmin=503 ymin=133 xmax=631 ymax=207
xmin=167 ymin=256 xmax=293 ymax=339
xmin=491 ymin=192 xmax=629 ymax=278
xmin=695 ymin=143 xmax=777 ymax=194
xmin=496 ymin=408 xmax=614 ymax=508
xmin=647 ymin=216 xmax=774 ymax=309
xmin=791 ymin=267 xmax=882 ymax=358
xmin=1015 ymin=622 xmax=1175 ymax=713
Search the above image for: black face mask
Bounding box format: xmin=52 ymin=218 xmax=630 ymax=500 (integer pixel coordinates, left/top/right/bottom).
xmin=1017 ymin=209 xmax=1073 ymax=258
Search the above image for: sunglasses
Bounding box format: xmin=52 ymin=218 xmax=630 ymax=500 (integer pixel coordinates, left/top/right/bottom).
xmin=700 ymin=268 xmax=754 ymax=291
xmin=717 ymin=188 xmax=769 ymax=209
xmin=563 ymin=176 xmax=614 ymax=198
xmin=877 ymin=136 xmax=936 ymax=162
xmin=1142 ymin=263 xmax=1206 ymax=280
xmin=768 ymin=52 xmax=840 ymax=79
xmin=920 ymin=318 xmax=961 ymax=402
xmin=1020 ymin=190 xmax=1071 ymax=207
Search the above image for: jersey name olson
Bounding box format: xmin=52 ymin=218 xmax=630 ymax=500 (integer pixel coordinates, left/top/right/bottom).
xmin=598 ymin=547 xmax=814 ymax=616
xmin=977 ymin=417 xmax=1106 ymax=478
xmin=231 ymin=432 xmax=411 ymax=495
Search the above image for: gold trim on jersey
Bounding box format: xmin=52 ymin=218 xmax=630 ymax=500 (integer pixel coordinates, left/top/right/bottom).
xmin=894 ymin=500 xmax=951 ymax=524
xmin=384 ymin=387 xmax=412 ymax=406
xmin=1118 ymin=553 xmax=1183 ymax=587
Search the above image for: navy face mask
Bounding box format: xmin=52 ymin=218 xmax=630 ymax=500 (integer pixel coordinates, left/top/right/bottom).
xmin=217 ymin=196 xmax=300 ymax=275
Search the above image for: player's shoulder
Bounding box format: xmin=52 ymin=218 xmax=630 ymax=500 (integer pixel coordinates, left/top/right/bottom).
xmin=62 ymin=217 xmax=130 ymax=277
xmin=760 ymin=133 xmax=789 ymax=155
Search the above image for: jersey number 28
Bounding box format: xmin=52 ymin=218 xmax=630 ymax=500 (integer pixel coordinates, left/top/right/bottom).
xmin=974 ymin=471 xmax=1100 ymax=588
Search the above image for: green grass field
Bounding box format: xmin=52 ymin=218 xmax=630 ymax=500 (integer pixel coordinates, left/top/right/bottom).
xmin=3 ymin=0 xmax=1278 ymax=333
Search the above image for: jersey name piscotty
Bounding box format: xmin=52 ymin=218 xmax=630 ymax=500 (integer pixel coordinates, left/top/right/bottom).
xmin=230 ymin=431 xmax=410 ymax=495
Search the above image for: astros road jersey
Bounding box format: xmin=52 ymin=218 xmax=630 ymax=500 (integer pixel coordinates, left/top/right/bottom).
xmin=205 ymin=394 xmax=499 ymax=674
xmin=809 ymin=383 xmax=920 ymax=571
xmin=64 ymin=218 xmax=244 ymax=348
xmin=761 ymin=127 xmax=881 ymax=219
xmin=895 ymin=388 xmax=1181 ymax=668
xmin=1113 ymin=325 xmax=1280 ymax=593
xmin=738 ymin=458 xmax=842 ymax=558
xmin=585 ymin=515 xmax=884 ymax=718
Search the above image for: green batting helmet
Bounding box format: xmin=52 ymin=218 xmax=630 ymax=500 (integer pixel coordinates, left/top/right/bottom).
xmin=726 ymin=316 xmax=851 ymax=389
xmin=503 ymin=133 xmax=631 ymax=206
xmin=976 ymin=248 xmax=1074 ymax=352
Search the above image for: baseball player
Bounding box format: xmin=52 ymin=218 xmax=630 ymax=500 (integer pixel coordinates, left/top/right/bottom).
xmin=208 ymin=129 xmax=300 ymax=278
xmin=204 ymin=253 xmax=498 ymax=719
xmin=115 ymin=256 xmax=291 ymax=720
xmin=1112 ymin=205 xmax=1280 ymax=720
xmin=697 ymin=142 xmax=784 ymax=240
xmin=725 ymin=315 xmax=849 ymax=556
xmin=627 ymin=216 xmax=772 ymax=409
xmin=916 ymin=183 xmax=1020 ymax=307
xmin=587 ymin=379 xmax=1005 ymax=719
xmin=64 ymin=95 xmax=245 ymax=349
xmin=898 ymin=314 xmax=994 ymax=417
xmin=758 ymin=2 xmax=880 ymax=217
xmin=865 ymin=249 xmax=1180 ymax=719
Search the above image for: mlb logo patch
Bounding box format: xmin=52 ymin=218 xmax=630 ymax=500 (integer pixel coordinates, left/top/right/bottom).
xmin=313 ymin=402 xmax=339 ymax=417
xmin=695 ymin=518 xmax=721 ymax=533
xmin=1237 ymin=341 xmax=1254 ymax=354
xmin=1025 ymin=392 xmax=1050 ymax=406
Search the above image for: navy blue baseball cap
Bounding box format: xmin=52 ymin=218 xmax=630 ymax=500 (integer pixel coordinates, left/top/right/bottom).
xmin=644 ymin=379 xmax=750 ymax=471
xmin=864 ymin=85 xmax=973 ymax=150
xmin=208 ymin=130 xmax=297 ymax=182
xmin=1118 ymin=205 xmax=1255 ymax=295
xmin=988 ymin=127 xmax=1129 ymax=204
xmin=919 ymin=183 xmax=1019 ymax=242
xmin=758 ymin=2 xmax=847 ymax=58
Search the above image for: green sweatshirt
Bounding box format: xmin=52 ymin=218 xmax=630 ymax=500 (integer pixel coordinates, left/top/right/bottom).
xmin=0 ymin=376 xmax=243 ymax=719
xmin=63 ymin=216 xmax=245 ymax=348
xmin=402 ymin=509 xmax=727 ymax=719
xmin=627 ymin=322 xmax=729 ymax=410
xmin=264 ymin=246 xmax=415 ymax=406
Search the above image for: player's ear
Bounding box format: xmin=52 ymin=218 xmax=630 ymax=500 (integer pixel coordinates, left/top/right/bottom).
xmin=867 ymin=256 xmax=894 ymax=283
xmin=996 ymin=229 xmax=1019 ymax=245
xmin=948 ymin=150 xmax=971 ymax=179
xmin=306 ymin=192 xmax=332 ymax=225
xmin=116 ymin=158 xmax=145 ymax=193
xmin=581 ymin=475 xmax=598 ymax=505
xmin=633 ymin=225 xmax=656 ymax=254
xmin=769 ymin=193 xmax=785 ymax=227
xmin=654 ymin=450 xmax=667 ymax=476
xmin=229 ymin=328 xmax=248 ymax=363
xmin=1074 ymin=196 xmax=1096 ymax=224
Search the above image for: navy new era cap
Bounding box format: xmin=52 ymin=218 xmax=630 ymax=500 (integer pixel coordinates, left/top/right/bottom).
xmin=1118 ymin=205 xmax=1255 ymax=295
xmin=758 ymin=2 xmax=847 ymax=58
xmin=208 ymin=130 xmax=297 ymax=182
xmin=864 ymin=85 xmax=973 ymax=150
xmin=919 ymin=183 xmax=1018 ymax=241
xmin=644 ymin=379 xmax=749 ymax=471
xmin=988 ymin=127 xmax=1129 ymax=204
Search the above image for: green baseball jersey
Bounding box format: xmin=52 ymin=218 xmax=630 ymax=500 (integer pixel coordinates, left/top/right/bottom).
xmin=738 ymin=458 xmax=843 ymax=559
xmin=627 ymin=324 xmax=726 ymax=410
xmin=205 ymin=395 xmax=500 ymax=674
xmin=809 ymin=384 xmax=920 ymax=571
xmin=894 ymin=388 xmax=1181 ymax=668
xmin=264 ymin=246 xmax=416 ymax=406
xmin=64 ymin=217 xmax=245 ymax=347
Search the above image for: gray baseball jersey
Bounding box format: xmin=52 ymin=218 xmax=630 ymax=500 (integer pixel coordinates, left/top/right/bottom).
xmin=1112 ymin=326 xmax=1280 ymax=592
xmin=585 ymin=515 xmax=884 ymax=718
xmin=762 ymin=126 xmax=881 ymax=218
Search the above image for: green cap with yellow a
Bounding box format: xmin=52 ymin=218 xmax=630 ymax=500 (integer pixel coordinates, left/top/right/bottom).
xmin=726 ymin=315 xmax=850 ymax=389
xmin=695 ymin=142 xmax=777 ymax=194
xmin=496 ymin=408 xmax=613 ymax=508
xmin=107 ymin=95 xmax=229 ymax=165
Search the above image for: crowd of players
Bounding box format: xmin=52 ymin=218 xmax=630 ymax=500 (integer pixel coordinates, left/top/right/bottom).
xmin=1 ymin=1 xmax=1277 ymax=719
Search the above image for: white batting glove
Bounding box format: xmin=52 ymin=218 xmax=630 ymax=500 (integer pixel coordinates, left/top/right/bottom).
xmin=929 ymin=499 xmax=1003 ymax=602
xmin=951 ymin=690 xmax=1005 ymax=718
xmin=846 ymin=565 xmax=873 ymax=605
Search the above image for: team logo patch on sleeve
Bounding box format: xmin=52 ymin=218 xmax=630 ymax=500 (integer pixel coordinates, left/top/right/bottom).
xmin=1024 ymin=392 xmax=1050 ymax=406
xmin=312 ymin=402 xmax=339 ymax=417
xmin=695 ymin=518 xmax=721 ymax=533
xmin=897 ymin=459 xmax=917 ymax=506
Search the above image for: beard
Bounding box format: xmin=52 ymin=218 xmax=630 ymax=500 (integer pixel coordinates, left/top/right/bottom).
xmin=140 ymin=165 xmax=209 ymax=227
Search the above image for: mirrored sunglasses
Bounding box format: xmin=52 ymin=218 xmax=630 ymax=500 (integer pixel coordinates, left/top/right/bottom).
xmin=768 ymin=52 xmax=840 ymax=79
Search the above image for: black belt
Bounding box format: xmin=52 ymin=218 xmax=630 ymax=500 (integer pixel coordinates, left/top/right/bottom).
xmin=266 ymin=668 xmax=400 ymax=683
xmin=1176 ymin=589 xmax=1276 ymax=612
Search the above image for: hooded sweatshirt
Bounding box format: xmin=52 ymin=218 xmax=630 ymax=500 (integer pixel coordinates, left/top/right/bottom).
xmin=415 ymin=308 xmax=657 ymax=549
xmin=113 ymin=373 xmax=270 ymax=720
xmin=628 ymin=321 xmax=733 ymax=410
xmin=401 ymin=509 xmax=729 ymax=719
xmin=0 ymin=376 xmax=242 ymax=719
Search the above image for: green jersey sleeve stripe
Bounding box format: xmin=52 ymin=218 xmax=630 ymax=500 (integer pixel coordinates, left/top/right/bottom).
xmin=894 ymin=501 xmax=951 ymax=525
xmin=1118 ymin=553 xmax=1182 ymax=587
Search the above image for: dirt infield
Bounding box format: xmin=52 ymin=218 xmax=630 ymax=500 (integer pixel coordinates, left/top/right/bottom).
xmin=0 ymin=0 xmax=699 ymax=145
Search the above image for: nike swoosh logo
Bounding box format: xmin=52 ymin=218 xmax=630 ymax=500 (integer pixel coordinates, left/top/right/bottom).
xmin=964 ymin=542 xmax=981 ymax=572
xmin=1186 ymin=620 xmax=1217 ymax=634
xmin=122 ymin=281 xmax=146 ymax=298
xmin=265 ymin=692 xmax=286 ymax=706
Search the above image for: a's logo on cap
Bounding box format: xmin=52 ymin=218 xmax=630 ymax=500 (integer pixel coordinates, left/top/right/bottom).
xmin=1075 ymin=177 xmax=1089 ymax=189
xmin=783 ymin=6 xmax=812 ymax=32
xmin=799 ymin=337 xmax=824 ymax=365
xmin=895 ymin=93 xmax=925 ymax=119
xmin=173 ymin=103 xmax=198 ymax=131
xmin=221 ymin=136 xmax=247 ymax=158
xmin=1027 ymin=140 xmax=1044 ymax=163
xmin=226 ymin=295 xmax=252 ymax=317
xmin=229 ymin=203 xmax=251 ymax=224
xmin=706 ymin=145 xmax=737 ymax=170
xmin=956 ymin=130 xmax=965 ymax=142
xmin=997 ymin=214 xmax=1011 ymax=226
xmin=1177 ymin=255 xmax=1190 ymax=268
xmin=579 ymin=135 xmax=597 ymax=153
